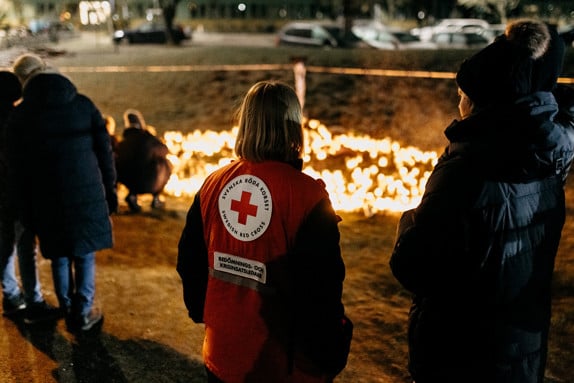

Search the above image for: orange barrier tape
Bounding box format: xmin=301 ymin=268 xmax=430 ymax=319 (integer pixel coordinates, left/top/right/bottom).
xmin=57 ymin=64 xmax=574 ymax=83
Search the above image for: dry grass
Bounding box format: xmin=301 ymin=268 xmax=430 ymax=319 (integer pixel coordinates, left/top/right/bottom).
xmin=51 ymin=43 xmax=472 ymax=153
xmin=0 ymin=40 xmax=570 ymax=382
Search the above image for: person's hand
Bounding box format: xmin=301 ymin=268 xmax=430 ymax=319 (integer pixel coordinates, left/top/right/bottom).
xmin=106 ymin=188 xmax=118 ymax=215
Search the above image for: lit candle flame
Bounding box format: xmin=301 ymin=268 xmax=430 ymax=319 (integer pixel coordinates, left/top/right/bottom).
xmin=163 ymin=119 xmax=437 ymax=215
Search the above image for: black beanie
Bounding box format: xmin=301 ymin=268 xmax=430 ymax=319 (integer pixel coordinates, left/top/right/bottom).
xmin=0 ymin=71 xmax=22 ymax=106
xmin=456 ymin=37 xmax=534 ymax=108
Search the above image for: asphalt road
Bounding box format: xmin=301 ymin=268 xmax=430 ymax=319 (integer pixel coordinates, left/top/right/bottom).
xmin=65 ymin=30 xmax=277 ymax=50
xmin=0 ymin=30 xmax=276 ymax=68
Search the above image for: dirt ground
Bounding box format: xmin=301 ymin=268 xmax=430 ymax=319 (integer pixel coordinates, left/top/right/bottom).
xmin=0 ymin=192 xmax=402 ymax=383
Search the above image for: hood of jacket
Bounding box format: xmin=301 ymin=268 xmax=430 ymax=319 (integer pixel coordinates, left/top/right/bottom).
xmin=444 ymin=91 xmax=572 ymax=182
xmin=22 ymin=72 xmax=77 ymax=107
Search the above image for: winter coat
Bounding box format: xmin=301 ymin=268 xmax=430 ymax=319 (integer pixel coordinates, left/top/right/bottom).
xmin=0 ymin=105 xmax=17 ymax=250
xmin=5 ymin=73 xmax=117 ymax=259
xmin=0 ymin=105 xmax=15 ymax=223
xmin=177 ymin=159 xmax=352 ymax=383
xmin=115 ymin=127 xmax=172 ymax=195
xmin=390 ymin=91 xmax=574 ymax=383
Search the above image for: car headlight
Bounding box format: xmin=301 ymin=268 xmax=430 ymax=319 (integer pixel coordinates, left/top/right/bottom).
xmin=113 ymin=30 xmax=125 ymax=39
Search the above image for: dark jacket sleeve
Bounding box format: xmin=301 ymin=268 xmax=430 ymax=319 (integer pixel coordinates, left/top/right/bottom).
xmin=389 ymin=155 xmax=479 ymax=296
xmin=291 ymin=197 xmax=352 ymax=377
xmin=177 ymin=192 xmax=208 ymax=323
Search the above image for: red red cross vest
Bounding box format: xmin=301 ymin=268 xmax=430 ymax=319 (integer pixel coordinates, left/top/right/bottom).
xmin=198 ymin=159 xmax=332 ymax=383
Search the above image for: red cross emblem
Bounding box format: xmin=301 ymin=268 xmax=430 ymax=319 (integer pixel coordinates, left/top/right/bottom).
xmin=231 ymin=191 xmax=258 ymax=225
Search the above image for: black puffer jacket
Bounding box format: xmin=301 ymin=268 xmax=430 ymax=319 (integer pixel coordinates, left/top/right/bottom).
xmin=390 ymin=91 xmax=574 ymax=383
xmin=5 ymin=73 xmax=117 ymax=258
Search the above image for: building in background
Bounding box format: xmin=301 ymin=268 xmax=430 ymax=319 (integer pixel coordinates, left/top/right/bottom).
xmin=185 ymin=0 xmax=336 ymax=19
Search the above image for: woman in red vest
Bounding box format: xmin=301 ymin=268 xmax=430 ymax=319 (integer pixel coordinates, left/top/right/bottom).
xmin=178 ymin=81 xmax=352 ymax=383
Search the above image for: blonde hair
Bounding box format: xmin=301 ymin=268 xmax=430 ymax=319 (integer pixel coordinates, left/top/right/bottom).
xmin=234 ymin=81 xmax=303 ymax=163
xmin=123 ymin=108 xmax=147 ymax=130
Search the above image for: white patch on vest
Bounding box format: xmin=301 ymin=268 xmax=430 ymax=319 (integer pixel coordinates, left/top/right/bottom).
xmin=214 ymin=251 xmax=267 ymax=284
xmin=218 ymin=174 xmax=272 ymax=242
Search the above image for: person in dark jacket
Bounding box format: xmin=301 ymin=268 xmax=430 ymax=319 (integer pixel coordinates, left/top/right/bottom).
xmin=115 ymin=109 xmax=172 ymax=213
xmin=0 ymin=70 xmax=60 ymax=324
xmin=389 ymin=20 xmax=574 ymax=383
xmin=6 ymin=54 xmax=118 ymax=333
xmin=177 ymin=81 xmax=352 ymax=383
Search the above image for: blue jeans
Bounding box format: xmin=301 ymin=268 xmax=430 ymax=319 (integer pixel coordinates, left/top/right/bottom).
xmin=0 ymin=221 xmax=43 ymax=304
xmin=51 ymin=252 xmax=96 ymax=317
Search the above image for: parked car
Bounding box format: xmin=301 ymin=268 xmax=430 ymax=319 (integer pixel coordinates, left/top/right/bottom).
xmin=24 ymin=20 xmax=80 ymax=43
xmin=352 ymin=25 xmax=437 ymax=50
xmin=411 ymin=18 xmax=490 ymax=42
xmin=0 ymin=26 xmax=32 ymax=48
xmin=431 ymin=31 xmax=489 ymax=49
xmin=113 ymin=22 xmax=191 ymax=45
xmin=276 ymin=22 xmax=368 ymax=48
